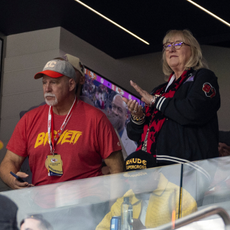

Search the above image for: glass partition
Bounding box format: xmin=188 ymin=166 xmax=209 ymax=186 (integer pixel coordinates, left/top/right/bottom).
xmin=202 ymin=156 xmax=230 ymax=208
xmin=1 ymin=157 xmax=230 ymax=230
xmin=181 ymin=156 xmax=230 ymax=211
xmin=1 ymin=164 xmax=183 ymax=230
xmin=178 ymin=156 xmax=230 ymax=230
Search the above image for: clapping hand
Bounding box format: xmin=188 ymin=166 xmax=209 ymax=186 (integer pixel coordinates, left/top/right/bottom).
xmin=122 ymin=97 xmax=144 ymax=117
xmin=129 ymin=80 xmax=153 ymax=105
xmin=122 ymin=80 xmax=153 ymax=117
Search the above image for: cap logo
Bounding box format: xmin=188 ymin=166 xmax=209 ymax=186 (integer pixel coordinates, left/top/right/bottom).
xmin=44 ymin=61 xmax=57 ymax=69
xmin=126 ymin=165 xmax=147 ymax=170
xmin=126 ymin=158 xmax=147 ymax=166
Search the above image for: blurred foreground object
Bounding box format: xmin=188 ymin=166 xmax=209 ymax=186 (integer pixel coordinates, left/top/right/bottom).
xmin=0 ymin=140 xmax=3 ymax=150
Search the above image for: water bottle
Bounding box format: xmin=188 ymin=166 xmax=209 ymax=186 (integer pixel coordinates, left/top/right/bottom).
xmin=110 ymin=216 xmax=121 ymax=230
xmin=121 ymin=197 xmax=133 ymax=230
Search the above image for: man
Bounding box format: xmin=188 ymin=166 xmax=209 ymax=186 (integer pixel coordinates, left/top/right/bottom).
xmin=20 ymin=215 xmax=53 ymax=230
xmin=110 ymin=94 xmax=137 ymax=156
xmin=96 ymin=151 xmax=197 ymax=230
xmin=0 ymin=56 xmax=124 ymax=189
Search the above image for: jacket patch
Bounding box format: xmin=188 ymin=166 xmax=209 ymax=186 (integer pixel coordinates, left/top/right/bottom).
xmin=202 ymin=82 xmax=216 ymax=98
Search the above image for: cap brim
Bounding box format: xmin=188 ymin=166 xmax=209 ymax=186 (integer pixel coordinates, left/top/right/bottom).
xmin=34 ymin=70 xmax=64 ymax=79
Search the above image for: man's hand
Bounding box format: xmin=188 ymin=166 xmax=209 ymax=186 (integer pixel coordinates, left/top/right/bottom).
xmin=218 ymin=142 xmax=230 ymax=157
xmin=10 ymin=171 xmax=34 ymax=189
xmin=0 ymin=150 xmax=34 ymax=189
xmin=101 ymin=166 xmax=110 ymax=175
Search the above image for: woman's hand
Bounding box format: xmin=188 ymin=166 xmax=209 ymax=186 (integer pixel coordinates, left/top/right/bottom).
xmin=130 ymin=80 xmax=154 ymax=105
xmin=122 ymin=97 xmax=144 ymax=117
xmin=122 ymin=80 xmax=155 ymax=117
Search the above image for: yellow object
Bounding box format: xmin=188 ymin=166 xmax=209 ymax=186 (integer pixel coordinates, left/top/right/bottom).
xmin=0 ymin=140 xmax=3 ymax=150
xmin=96 ymin=174 xmax=197 ymax=230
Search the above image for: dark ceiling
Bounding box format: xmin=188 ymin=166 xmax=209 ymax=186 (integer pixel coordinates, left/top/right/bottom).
xmin=1 ymin=0 xmax=230 ymax=59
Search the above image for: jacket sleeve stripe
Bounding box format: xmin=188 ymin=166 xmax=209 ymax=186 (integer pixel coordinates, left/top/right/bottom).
xmin=156 ymin=96 xmax=166 ymax=111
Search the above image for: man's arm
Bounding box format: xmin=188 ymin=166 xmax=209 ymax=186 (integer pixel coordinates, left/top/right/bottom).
xmin=0 ymin=150 xmax=32 ymax=189
xmin=104 ymin=150 xmax=124 ymax=174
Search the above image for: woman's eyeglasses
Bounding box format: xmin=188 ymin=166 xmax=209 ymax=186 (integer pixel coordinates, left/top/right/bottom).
xmin=163 ymin=41 xmax=190 ymax=51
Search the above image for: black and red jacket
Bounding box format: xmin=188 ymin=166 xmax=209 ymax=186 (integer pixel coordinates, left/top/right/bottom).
xmin=127 ymin=68 xmax=220 ymax=168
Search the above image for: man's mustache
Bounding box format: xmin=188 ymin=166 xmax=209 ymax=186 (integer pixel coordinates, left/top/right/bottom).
xmin=44 ymin=93 xmax=55 ymax=98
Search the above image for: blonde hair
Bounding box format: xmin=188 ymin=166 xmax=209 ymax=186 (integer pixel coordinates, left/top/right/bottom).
xmin=162 ymin=29 xmax=207 ymax=76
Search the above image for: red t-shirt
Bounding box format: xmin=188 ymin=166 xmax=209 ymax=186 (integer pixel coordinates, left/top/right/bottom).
xmin=7 ymin=100 xmax=121 ymax=186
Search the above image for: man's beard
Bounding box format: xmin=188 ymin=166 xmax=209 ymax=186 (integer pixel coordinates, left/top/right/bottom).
xmin=44 ymin=93 xmax=58 ymax=106
xmin=107 ymin=112 xmax=124 ymax=133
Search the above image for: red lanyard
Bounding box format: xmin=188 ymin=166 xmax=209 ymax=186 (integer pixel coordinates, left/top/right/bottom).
xmin=48 ymin=97 xmax=77 ymax=154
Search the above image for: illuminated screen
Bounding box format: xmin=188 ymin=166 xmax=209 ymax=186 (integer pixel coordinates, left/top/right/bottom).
xmin=83 ymin=67 xmax=142 ymax=103
xmin=82 ymin=67 xmax=142 ymax=156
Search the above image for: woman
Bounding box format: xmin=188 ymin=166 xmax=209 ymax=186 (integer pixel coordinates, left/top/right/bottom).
xmin=123 ymin=29 xmax=220 ymax=167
